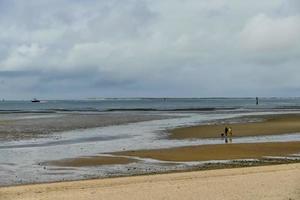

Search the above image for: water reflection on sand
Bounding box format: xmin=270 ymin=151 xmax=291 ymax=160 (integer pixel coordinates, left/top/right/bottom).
xmin=1 ymin=110 xmax=300 ymax=186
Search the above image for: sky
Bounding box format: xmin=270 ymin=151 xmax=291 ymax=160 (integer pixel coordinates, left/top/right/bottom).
xmin=0 ymin=0 xmax=299 ymax=99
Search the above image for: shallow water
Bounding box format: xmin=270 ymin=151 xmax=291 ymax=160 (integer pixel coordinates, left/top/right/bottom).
xmin=1 ymin=110 xmax=300 ymax=186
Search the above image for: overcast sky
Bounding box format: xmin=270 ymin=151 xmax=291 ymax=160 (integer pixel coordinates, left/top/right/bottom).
xmin=0 ymin=0 xmax=299 ymax=99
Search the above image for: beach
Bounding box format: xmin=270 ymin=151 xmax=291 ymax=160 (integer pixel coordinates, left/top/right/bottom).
xmin=2 ymin=0 xmax=300 ymax=198
xmin=114 ymin=141 xmax=300 ymax=162
xmin=110 ymin=114 xmax=300 ymax=163
xmin=44 ymin=113 xmax=300 ymax=167
xmin=1 ymin=111 xmax=300 ymax=187
xmin=169 ymin=114 xmax=300 ymax=139
xmin=0 ymin=112 xmax=171 ymax=141
xmin=1 ymin=99 xmax=300 ymax=199
xmin=1 ymin=163 xmax=299 ymax=200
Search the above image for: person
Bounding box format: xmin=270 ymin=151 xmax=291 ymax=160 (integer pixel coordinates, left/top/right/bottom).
xmin=256 ymin=97 xmax=259 ymax=105
xmin=228 ymin=127 xmax=233 ymax=137
xmin=228 ymin=127 xmax=233 ymax=143
xmin=224 ymin=126 xmax=228 ymax=137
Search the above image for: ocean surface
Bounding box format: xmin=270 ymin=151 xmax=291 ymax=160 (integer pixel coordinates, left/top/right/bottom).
xmin=1 ymin=97 xmax=300 ymax=112
xmin=1 ymin=98 xmax=300 ymax=186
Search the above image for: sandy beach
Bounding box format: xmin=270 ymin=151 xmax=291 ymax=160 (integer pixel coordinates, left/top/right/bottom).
xmin=1 ymin=112 xmax=300 ymax=190
xmin=2 ymin=0 xmax=300 ymax=198
xmin=37 ymin=113 xmax=300 ymax=180
xmin=1 ymin=163 xmax=299 ymax=200
xmin=169 ymin=114 xmax=300 ymax=139
xmin=114 ymin=141 xmax=300 ymax=162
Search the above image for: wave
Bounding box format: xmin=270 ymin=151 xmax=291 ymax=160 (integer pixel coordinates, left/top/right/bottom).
xmin=0 ymin=110 xmax=56 ymax=114
xmin=0 ymin=107 xmax=238 ymax=114
xmin=105 ymin=107 xmax=239 ymax=112
xmin=273 ymin=106 xmax=300 ymax=110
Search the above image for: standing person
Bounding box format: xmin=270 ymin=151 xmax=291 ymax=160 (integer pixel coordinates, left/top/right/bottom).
xmin=256 ymin=97 xmax=259 ymax=105
xmin=228 ymin=127 xmax=233 ymax=137
xmin=224 ymin=126 xmax=228 ymax=137
xmin=228 ymin=127 xmax=233 ymax=143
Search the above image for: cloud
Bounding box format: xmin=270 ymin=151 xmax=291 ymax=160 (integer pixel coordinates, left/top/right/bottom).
xmin=0 ymin=0 xmax=299 ymax=99
xmin=1 ymin=44 xmax=47 ymax=70
xmin=240 ymin=14 xmax=300 ymax=51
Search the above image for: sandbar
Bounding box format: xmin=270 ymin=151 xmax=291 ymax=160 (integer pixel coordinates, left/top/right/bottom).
xmin=114 ymin=141 xmax=300 ymax=162
xmin=170 ymin=114 xmax=300 ymax=139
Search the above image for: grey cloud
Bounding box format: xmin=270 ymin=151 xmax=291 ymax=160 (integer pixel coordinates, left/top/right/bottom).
xmin=0 ymin=0 xmax=299 ymax=99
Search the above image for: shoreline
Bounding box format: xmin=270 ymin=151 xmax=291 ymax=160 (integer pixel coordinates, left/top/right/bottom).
xmin=3 ymin=156 xmax=300 ymax=188
xmin=1 ymin=163 xmax=299 ymax=200
xmin=2 ymin=112 xmax=300 ymax=187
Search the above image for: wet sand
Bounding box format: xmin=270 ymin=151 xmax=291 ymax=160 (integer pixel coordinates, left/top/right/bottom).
xmin=0 ymin=112 xmax=171 ymax=141
xmin=2 ymin=112 xmax=300 ymax=188
xmin=114 ymin=141 xmax=300 ymax=162
xmin=1 ymin=163 xmax=299 ymax=200
xmin=34 ymin=113 xmax=300 ymax=177
xmin=170 ymin=114 xmax=300 ymax=139
xmin=44 ymin=156 xmax=136 ymax=167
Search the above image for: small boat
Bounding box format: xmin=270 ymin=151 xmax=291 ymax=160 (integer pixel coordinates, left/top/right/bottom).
xmin=31 ymin=98 xmax=40 ymax=103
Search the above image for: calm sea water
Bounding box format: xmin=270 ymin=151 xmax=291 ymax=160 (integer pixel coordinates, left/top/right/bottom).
xmin=1 ymin=98 xmax=300 ymax=112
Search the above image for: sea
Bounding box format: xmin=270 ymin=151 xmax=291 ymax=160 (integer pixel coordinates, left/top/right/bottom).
xmin=1 ymin=97 xmax=300 ymax=186
xmin=1 ymin=97 xmax=300 ymax=112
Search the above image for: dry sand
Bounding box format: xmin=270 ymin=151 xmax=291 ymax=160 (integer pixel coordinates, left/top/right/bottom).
xmin=114 ymin=141 xmax=300 ymax=162
xmin=170 ymin=114 xmax=300 ymax=139
xmin=1 ymin=163 xmax=299 ymax=200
